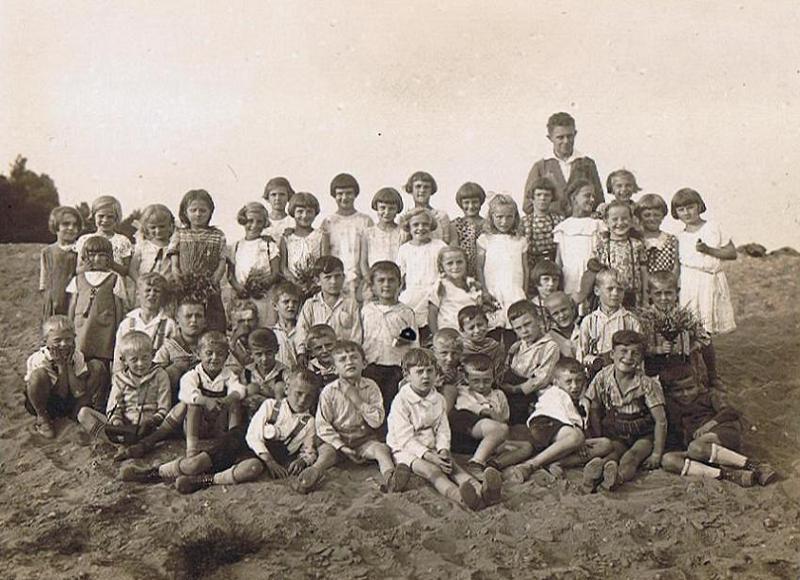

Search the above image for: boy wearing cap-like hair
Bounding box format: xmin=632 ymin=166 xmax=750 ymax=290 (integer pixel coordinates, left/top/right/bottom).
xmin=242 ymin=328 xmax=287 ymax=414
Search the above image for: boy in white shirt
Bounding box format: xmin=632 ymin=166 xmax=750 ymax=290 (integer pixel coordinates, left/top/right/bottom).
xmin=361 ymin=261 xmax=418 ymax=413
xmin=388 ymin=348 xmax=502 ymax=510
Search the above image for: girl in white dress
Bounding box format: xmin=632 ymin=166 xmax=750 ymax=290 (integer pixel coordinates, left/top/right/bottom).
xmin=428 ymin=246 xmax=481 ymax=333
xmin=262 ymin=177 xmax=296 ymax=241
xmin=553 ymin=179 xmax=604 ymax=301
xmin=476 ymin=194 xmax=529 ymax=329
xmin=280 ymin=192 xmax=330 ymax=297
xmin=228 ymin=202 xmax=281 ymax=326
xmin=671 ymin=187 xmax=736 ymax=388
xmin=671 ymin=188 xmax=736 ymax=334
xmin=397 ymin=208 xmax=448 ymax=341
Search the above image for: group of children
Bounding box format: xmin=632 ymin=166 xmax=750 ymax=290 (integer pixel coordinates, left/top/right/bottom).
xmin=26 ymin=137 xmax=776 ymax=511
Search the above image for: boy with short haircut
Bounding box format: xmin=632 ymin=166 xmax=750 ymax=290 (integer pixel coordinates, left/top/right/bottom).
xmin=78 ymin=331 xmax=171 ymax=443
xmin=528 ymin=260 xmax=563 ymax=330
xmin=458 ymin=306 xmax=505 ymax=383
xmin=504 ymin=357 xmax=614 ymax=485
xmin=24 ymin=316 xmax=98 ymax=438
xmin=271 ymin=281 xmax=301 ymax=370
xmin=153 ymin=298 xmax=207 ymax=396
xmin=120 ymin=331 xmax=248 ymax=488
xmin=577 ymin=268 xmax=641 ymax=377
xmin=321 ymin=173 xmax=374 ymax=297
xmin=295 ymin=256 xmax=362 ymax=356
xmin=295 ymin=340 xmax=400 ymax=494
xmin=242 ymin=328 xmax=287 ymax=414
xmin=174 ymin=369 xmax=322 ymax=493
xmin=502 ymin=300 xmax=560 ymax=425
xmin=361 ymin=261 xmax=419 ymax=413
xmin=544 ymin=291 xmax=580 ymax=358
xmin=431 ymin=328 xmax=464 ymax=412
xmin=584 ymin=331 xmax=667 ymax=491
xmin=113 ymin=272 xmax=176 ymax=373
xmin=388 ymin=348 xmax=502 ymax=510
xmin=305 ymin=324 xmax=338 ymax=384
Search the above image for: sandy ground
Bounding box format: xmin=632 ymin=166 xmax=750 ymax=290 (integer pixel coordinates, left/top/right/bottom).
xmin=1 ymin=244 xmax=798 ymax=580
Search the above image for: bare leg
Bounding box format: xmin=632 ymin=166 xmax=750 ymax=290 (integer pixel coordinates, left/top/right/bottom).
xmin=619 ymin=438 xmax=653 ymax=482
xmin=26 ymin=369 xmax=55 ymax=427
xmin=212 ymin=458 xmax=265 ymax=485
xmin=469 ymin=419 xmax=509 ymax=465
xmin=411 ymin=457 xmax=461 ymax=502
xmin=557 ymin=437 xmax=615 ymax=468
xmin=492 ymin=440 xmax=534 ymax=469
xmin=85 ymin=359 xmax=110 ymax=411
xmin=361 ymin=441 xmax=396 ymax=477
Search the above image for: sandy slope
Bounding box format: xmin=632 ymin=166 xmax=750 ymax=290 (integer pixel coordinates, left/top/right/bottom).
xmin=1 ymin=244 xmax=798 ymax=580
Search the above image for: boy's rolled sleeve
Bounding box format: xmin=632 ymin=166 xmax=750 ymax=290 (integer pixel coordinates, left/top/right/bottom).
xmin=643 ymin=376 xmax=666 ymax=409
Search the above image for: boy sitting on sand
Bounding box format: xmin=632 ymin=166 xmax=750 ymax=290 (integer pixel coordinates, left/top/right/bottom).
xmin=544 ymin=291 xmax=580 ymax=359
xmin=120 ymin=331 xmax=247 ymax=488
xmin=304 ymin=324 xmax=338 ymax=385
xmin=584 ymin=331 xmax=666 ymax=491
xmin=504 ymin=357 xmax=614 ymax=486
xmin=24 ymin=316 xmax=100 ymax=438
xmin=431 ymin=328 xmax=464 ymax=411
xmin=388 ymin=348 xmax=502 ymax=510
xmin=294 ymin=341 xmax=400 ymax=494
xmin=241 ymin=328 xmax=287 ymax=415
xmin=174 ymin=369 xmax=322 ymax=494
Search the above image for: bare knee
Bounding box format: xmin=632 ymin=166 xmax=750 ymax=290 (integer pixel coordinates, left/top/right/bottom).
xmin=562 ymin=426 xmax=585 ymax=448
xmin=687 ymin=439 xmax=712 ymax=461
xmin=661 ymin=452 xmax=686 ymax=474
xmin=26 ymin=369 xmax=52 ymax=397
xmin=479 ymin=420 xmax=509 ymax=441
xmin=236 ymin=458 xmax=265 ymax=481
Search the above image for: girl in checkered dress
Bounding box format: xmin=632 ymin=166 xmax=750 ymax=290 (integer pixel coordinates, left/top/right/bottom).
xmin=636 ymin=194 xmax=680 ymax=279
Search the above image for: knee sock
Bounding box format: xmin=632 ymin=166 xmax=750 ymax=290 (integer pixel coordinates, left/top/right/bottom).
xmin=78 ymin=410 xmax=107 ymax=439
xmin=709 ymin=443 xmax=747 ymax=468
xmin=681 ymin=459 xmax=721 ymax=479
xmin=212 ymin=466 xmax=237 ymax=486
xmin=158 ymin=458 xmax=186 ymax=480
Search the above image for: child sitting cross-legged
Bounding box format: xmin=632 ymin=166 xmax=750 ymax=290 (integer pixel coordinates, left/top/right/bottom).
xmin=294 ymin=340 xmax=402 ymax=494
xmin=78 ymin=331 xmax=171 ymax=445
xmin=504 ymin=357 xmax=614 ymax=486
xmin=450 ymin=354 xmax=533 ymax=477
xmin=120 ymin=331 xmax=247 ymax=488
xmin=502 ymin=300 xmax=560 ymax=425
xmin=583 ymin=330 xmax=667 ymax=491
xmin=241 ymin=328 xmax=288 ymax=415
xmin=174 ymin=369 xmax=322 ymax=493
xmin=24 ymin=316 xmax=100 ymax=438
xmin=388 ymin=348 xmax=502 ymax=510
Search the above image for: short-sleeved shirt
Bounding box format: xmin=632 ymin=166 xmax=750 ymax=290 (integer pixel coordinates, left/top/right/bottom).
xmin=585 ymin=365 xmax=665 ymax=416
xmin=529 ymin=385 xmax=584 ymax=428
xmin=178 ymin=365 xmax=247 ymax=408
xmin=522 ymin=212 xmax=565 ymax=261
xmin=24 ymin=347 xmax=88 ymax=396
xmin=454 ymin=386 xmax=510 ymax=423
xmin=360 ymin=301 xmax=418 ymax=366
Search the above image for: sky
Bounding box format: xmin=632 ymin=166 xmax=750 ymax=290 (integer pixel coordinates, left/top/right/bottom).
xmin=2 ymin=1 xmax=799 ymax=249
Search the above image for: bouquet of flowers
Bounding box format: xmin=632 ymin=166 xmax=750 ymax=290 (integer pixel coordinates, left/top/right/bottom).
xmin=170 ymin=272 xmax=215 ymax=305
xmin=637 ymin=304 xmax=703 ymax=356
xmin=242 ymin=268 xmax=279 ymax=299
xmin=292 ymin=257 xmax=320 ymax=302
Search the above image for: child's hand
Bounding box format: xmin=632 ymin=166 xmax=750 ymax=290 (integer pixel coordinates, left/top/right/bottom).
xmin=478 ymin=408 xmax=493 ymax=418
xmin=110 ymin=418 xmax=124 ymax=427
xmin=137 ymin=417 xmax=158 ymax=436
xmin=340 ymin=446 xmax=364 ymax=464
xmin=264 ymin=457 xmax=289 ymax=479
xmin=287 ymin=458 xmax=307 ymax=476
xmin=695 ymin=240 xmax=710 ymax=255
xmin=644 ymin=452 xmax=662 ymax=470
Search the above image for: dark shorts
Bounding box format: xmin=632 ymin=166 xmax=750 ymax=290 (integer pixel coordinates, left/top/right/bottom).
xmin=527 ymin=415 xmax=570 ymax=452
xmin=506 ymin=392 xmax=538 ymax=426
xmin=709 ymin=420 xmax=742 ymax=450
xmin=24 ymin=392 xmax=77 ymax=419
xmin=449 ymin=409 xmax=482 ymax=454
xmin=244 ymin=439 xmax=294 ymax=466
xmin=206 ymin=427 xmax=247 ymax=471
xmin=602 ymin=411 xmax=655 ymax=448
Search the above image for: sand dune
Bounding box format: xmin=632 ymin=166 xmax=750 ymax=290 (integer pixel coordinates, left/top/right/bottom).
xmin=1 ymin=245 xmax=798 ymax=579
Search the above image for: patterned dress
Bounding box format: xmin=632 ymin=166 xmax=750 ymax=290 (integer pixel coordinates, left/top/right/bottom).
xmin=451 ymin=217 xmax=484 ymax=277
xmin=522 ymin=212 xmax=565 ymax=266
xmin=167 ymin=226 xmax=228 ymax=331
xmin=591 ymin=232 xmax=648 ymax=306
xmin=643 ymin=232 xmax=679 ymax=274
